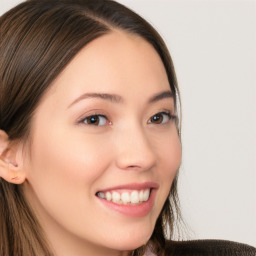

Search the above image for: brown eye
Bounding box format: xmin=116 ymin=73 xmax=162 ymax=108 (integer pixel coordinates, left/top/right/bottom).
xmin=83 ymin=115 xmax=108 ymax=126
xmin=148 ymin=112 xmax=174 ymax=125
xmin=150 ymin=113 xmax=163 ymax=124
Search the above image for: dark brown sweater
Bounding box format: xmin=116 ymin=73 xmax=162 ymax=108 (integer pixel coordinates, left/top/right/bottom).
xmin=165 ymin=240 xmax=256 ymax=256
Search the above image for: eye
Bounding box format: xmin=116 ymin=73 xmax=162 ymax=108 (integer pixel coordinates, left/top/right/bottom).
xmin=82 ymin=115 xmax=109 ymax=126
xmin=148 ymin=112 xmax=176 ymax=125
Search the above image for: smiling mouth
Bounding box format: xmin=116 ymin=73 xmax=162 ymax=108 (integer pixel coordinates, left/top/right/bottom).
xmin=96 ymin=189 xmax=151 ymax=205
xmin=95 ymin=182 xmax=159 ymax=217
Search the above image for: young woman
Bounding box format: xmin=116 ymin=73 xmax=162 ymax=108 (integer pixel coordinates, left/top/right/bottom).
xmin=0 ymin=1 xmax=255 ymax=255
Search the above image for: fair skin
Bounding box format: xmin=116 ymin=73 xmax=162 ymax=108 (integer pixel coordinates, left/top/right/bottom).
xmin=0 ymin=31 xmax=181 ymax=256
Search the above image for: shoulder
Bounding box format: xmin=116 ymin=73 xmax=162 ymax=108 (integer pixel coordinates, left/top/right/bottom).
xmin=165 ymin=239 xmax=256 ymax=256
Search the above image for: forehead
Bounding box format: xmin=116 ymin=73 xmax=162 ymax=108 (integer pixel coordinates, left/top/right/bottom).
xmin=41 ymin=30 xmax=170 ymax=106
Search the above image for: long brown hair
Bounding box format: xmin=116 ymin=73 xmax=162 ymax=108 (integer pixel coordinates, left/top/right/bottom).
xmin=0 ymin=1 xmax=182 ymax=255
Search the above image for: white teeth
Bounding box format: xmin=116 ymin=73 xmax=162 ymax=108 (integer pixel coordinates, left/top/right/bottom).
xmin=139 ymin=190 xmax=144 ymax=201
xmin=121 ymin=192 xmax=130 ymax=204
xmin=130 ymin=191 xmax=139 ymax=204
xmin=105 ymin=191 xmax=112 ymax=201
xmin=112 ymin=191 xmax=121 ymax=203
xmin=97 ymin=189 xmax=151 ymax=205
xmin=143 ymin=189 xmax=150 ymax=201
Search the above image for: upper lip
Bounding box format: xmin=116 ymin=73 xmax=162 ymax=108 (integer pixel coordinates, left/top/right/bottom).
xmin=97 ymin=182 xmax=159 ymax=193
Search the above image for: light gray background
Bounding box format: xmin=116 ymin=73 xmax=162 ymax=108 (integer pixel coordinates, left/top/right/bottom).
xmin=1 ymin=0 xmax=255 ymax=247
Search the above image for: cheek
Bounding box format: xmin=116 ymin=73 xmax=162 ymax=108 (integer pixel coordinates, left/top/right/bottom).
xmin=23 ymin=128 xmax=114 ymax=233
xmin=167 ymin=136 xmax=181 ymax=175
xmin=152 ymin=130 xmax=181 ymax=212
xmin=24 ymin=127 xmax=114 ymax=219
xmin=165 ymin=135 xmax=181 ymax=192
xmin=156 ymin=130 xmax=182 ymax=176
xmin=28 ymin=129 xmax=111 ymax=184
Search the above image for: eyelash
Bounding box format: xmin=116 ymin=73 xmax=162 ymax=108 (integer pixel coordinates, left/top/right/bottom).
xmin=80 ymin=114 xmax=111 ymax=126
xmin=79 ymin=111 xmax=176 ymax=127
xmin=148 ymin=111 xmax=177 ymax=125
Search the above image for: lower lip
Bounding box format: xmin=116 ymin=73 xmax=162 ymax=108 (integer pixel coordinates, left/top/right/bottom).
xmin=96 ymin=189 xmax=157 ymax=217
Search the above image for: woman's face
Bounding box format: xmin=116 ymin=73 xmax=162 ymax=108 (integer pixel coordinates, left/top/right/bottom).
xmin=22 ymin=31 xmax=181 ymax=256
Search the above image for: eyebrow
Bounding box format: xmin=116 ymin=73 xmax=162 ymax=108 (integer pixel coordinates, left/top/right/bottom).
xmin=148 ymin=90 xmax=174 ymax=103
xmin=68 ymin=93 xmax=123 ymax=108
xmin=67 ymin=90 xmax=173 ymax=108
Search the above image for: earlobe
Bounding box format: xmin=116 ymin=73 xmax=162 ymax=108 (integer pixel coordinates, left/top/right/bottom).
xmin=0 ymin=130 xmax=26 ymax=184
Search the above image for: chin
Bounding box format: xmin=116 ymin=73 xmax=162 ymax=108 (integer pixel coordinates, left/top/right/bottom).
xmin=102 ymin=227 xmax=153 ymax=251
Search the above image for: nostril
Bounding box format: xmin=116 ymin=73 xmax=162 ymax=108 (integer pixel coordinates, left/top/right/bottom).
xmin=126 ymin=165 xmax=144 ymax=171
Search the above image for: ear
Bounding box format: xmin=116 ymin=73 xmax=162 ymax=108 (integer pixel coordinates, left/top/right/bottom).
xmin=0 ymin=130 xmax=26 ymax=184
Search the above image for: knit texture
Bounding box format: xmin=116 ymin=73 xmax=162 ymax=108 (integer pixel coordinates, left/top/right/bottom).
xmin=165 ymin=240 xmax=256 ymax=256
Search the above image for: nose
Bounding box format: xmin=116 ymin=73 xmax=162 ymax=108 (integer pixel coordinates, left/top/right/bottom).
xmin=114 ymin=124 xmax=157 ymax=172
